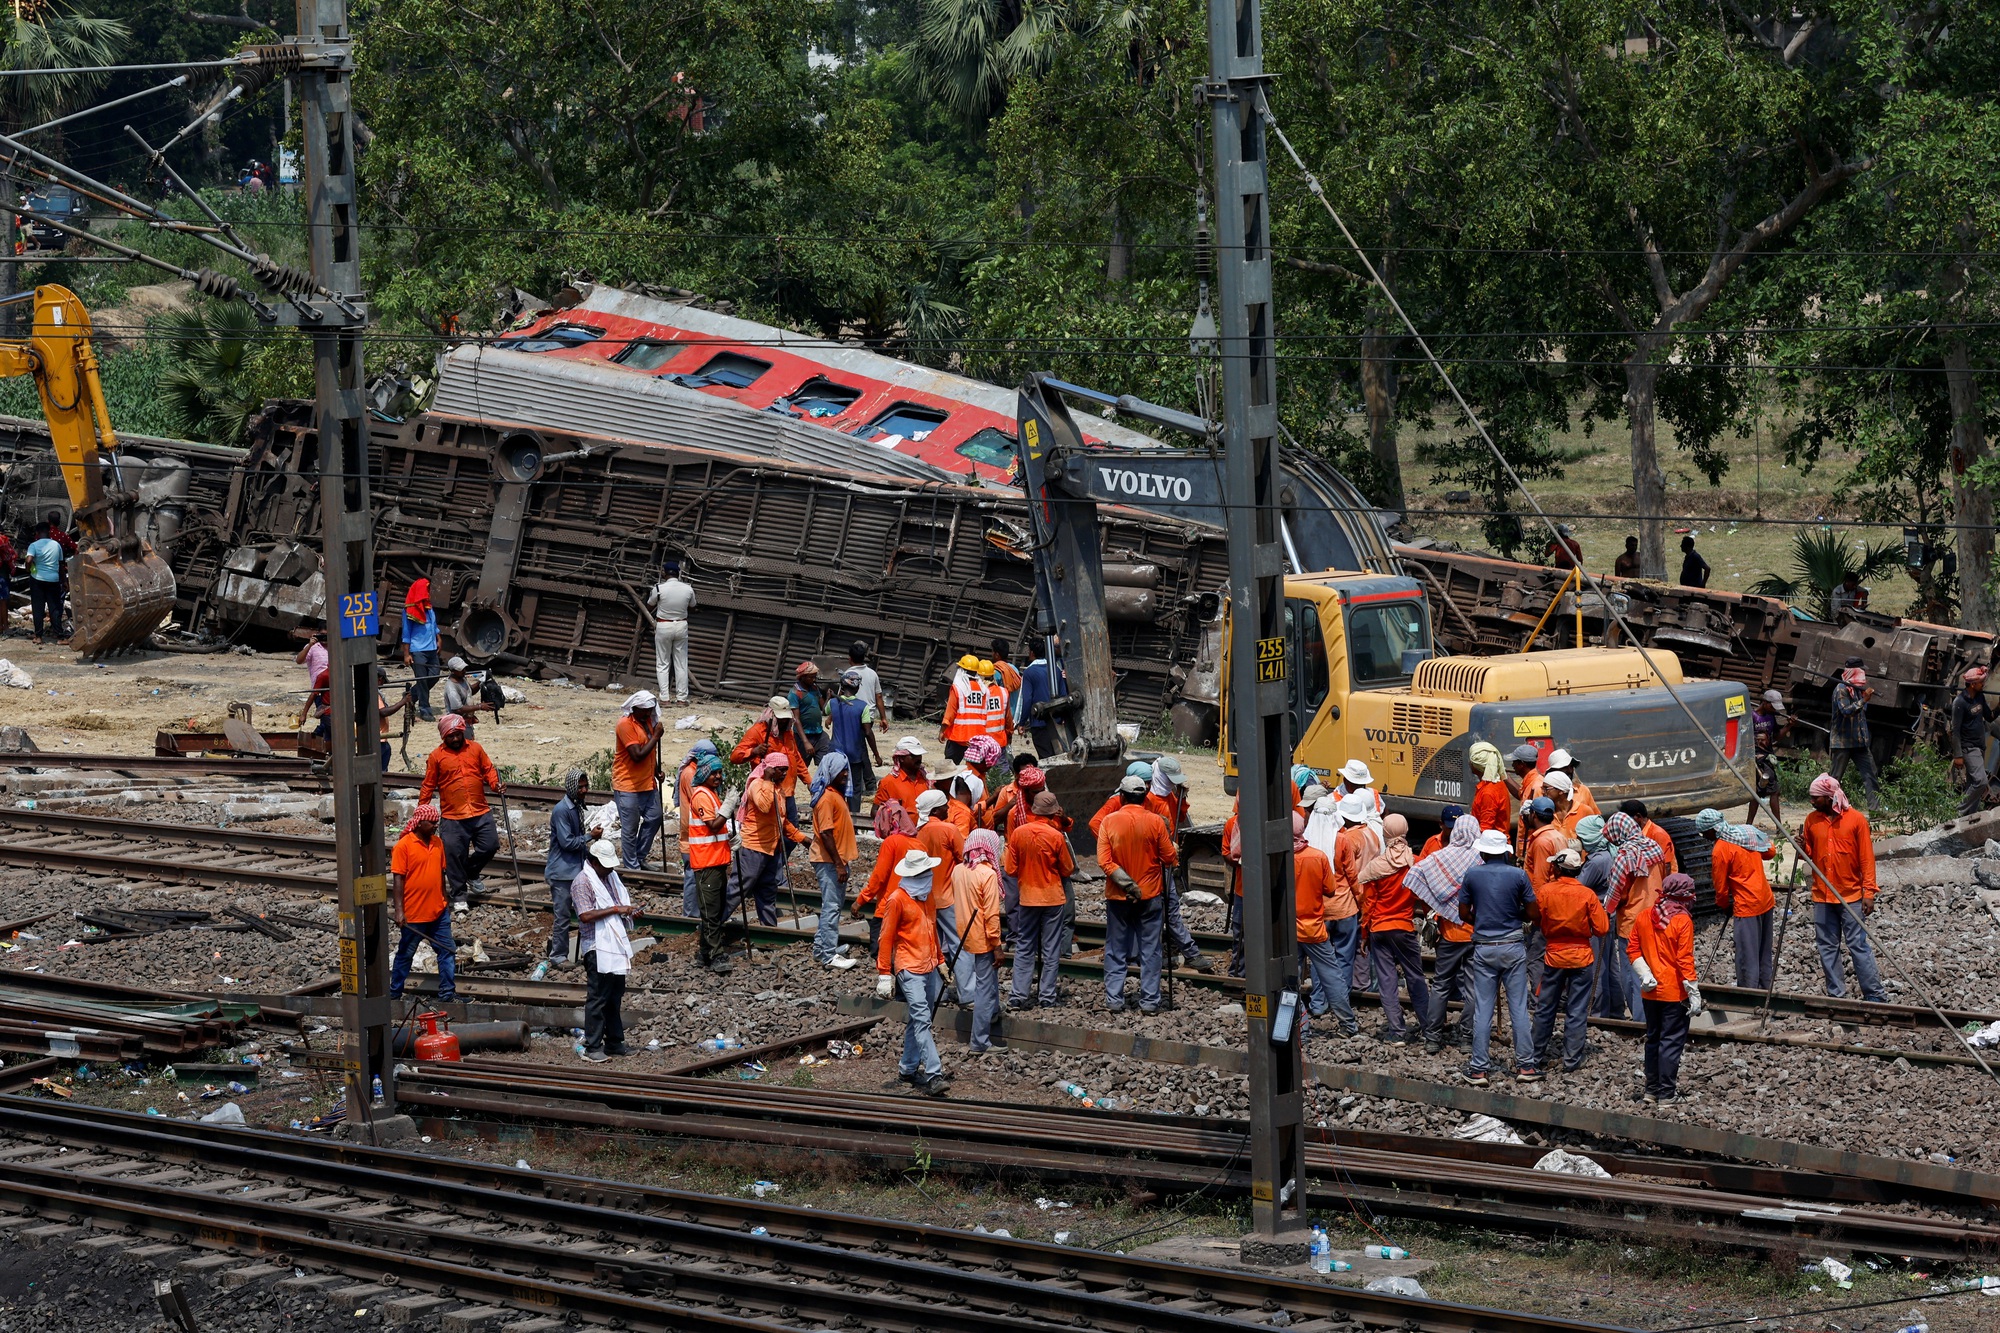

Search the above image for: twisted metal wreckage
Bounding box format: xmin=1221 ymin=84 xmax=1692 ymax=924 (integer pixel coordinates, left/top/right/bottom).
xmin=0 ymin=285 xmax=1989 ymax=752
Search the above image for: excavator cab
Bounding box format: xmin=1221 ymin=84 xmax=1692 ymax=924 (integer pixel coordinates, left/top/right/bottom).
xmin=2 ymin=285 xmax=175 ymax=655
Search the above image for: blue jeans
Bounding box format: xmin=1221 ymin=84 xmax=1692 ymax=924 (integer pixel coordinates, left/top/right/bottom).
xmin=614 ymin=789 xmax=662 ymax=869
xmin=967 ymin=951 xmax=1001 ymax=1050
xmin=389 ymin=911 xmax=455 ymax=1001
xmin=682 ymin=866 xmax=699 ymax=917
xmin=408 ymin=648 xmax=440 ymax=716
xmin=1469 ymin=936 xmax=1532 ymax=1074
xmin=1103 ymin=893 xmax=1165 ymax=1009
xmin=933 ymin=904 xmax=977 ymax=1000
xmin=546 ymin=876 xmax=575 ymax=963
xmin=1300 ymin=921 xmax=1358 ymax=1031
xmin=813 ymin=861 xmax=846 ymax=962
xmin=1531 ymin=964 xmax=1593 ymax=1069
xmin=1163 ymin=868 xmax=1201 ymax=962
xmin=1814 ymin=901 xmax=1887 ymax=1000
xmin=896 ymin=968 xmax=944 ymax=1078
xmin=1593 ymin=933 xmax=1647 ymax=1022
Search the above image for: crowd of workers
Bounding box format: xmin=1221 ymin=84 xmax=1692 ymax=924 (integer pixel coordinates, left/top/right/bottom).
xmin=0 ymin=510 xmax=78 ymax=642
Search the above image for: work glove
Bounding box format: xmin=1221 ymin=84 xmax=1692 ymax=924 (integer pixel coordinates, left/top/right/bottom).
xmin=1685 ymin=981 xmax=1704 ymax=1017
xmin=1632 ymin=956 xmax=1659 ymax=992
xmin=875 ymin=974 xmax=894 ymax=999
xmin=1108 ymin=867 xmax=1139 ymax=895
xmin=718 ymin=788 xmax=742 ymax=819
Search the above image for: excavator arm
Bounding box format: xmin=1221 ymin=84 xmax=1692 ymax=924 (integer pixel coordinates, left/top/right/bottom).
xmin=3 ymin=284 xmax=176 ymax=654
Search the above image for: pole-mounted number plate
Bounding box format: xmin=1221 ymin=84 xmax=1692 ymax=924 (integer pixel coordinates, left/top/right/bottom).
xmin=352 ymin=874 xmax=388 ymax=906
xmin=338 ymin=937 xmax=359 ymax=993
xmin=1255 ymin=636 xmax=1286 ymax=683
xmin=339 ymin=590 xmax=379 ymax=639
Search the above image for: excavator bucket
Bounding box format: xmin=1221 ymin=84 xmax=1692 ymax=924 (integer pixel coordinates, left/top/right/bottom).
xmin=69 ymin=542 xmax=176 ymax=656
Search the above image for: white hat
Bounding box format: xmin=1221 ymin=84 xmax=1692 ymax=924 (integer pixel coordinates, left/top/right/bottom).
xmin=447 ymin=656 xmax=468 ymax=671
xmin=1336 ymin=791 xmax=1373 ymax=824
xmin=1546 ymin=747 xmax=1573 ymax=769
xmin=1541 ymin=770 xmax=1574 ymax=795
xmin=1118 ymin=774 xmax=1148 ymax=796
xmin=893 ymin=735 xmax=926 ymax=757
xmin=894 ymin=849 xmax=943 ymax=877
xmin=914 ymin=789 xmax=948 ymax=814
xmin=1301 ymin=784 xmax=1330 ymax=804
xmin=1762 ymin=689 xmax=1786 ymax=712
xmin=767 ymin=694 xmax=794 ymax=718
xmin=1339 ymin=759 xmax=1373 ymax=786
xmin=586 ymin=837 xmax=620 ymax=868
xmin=1474 ymin=829 xmax=1511 ymax=856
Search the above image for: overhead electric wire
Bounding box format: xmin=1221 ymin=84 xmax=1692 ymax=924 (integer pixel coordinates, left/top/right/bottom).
xmin=1259 ymin=92 xmax=2000 ymax=1087
xmin=0 ymin=58 xmax=249 ymax=76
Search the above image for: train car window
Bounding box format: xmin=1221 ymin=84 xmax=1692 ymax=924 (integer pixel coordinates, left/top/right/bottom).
xmin=612 ymin=339 xmax=678 ymax=371
xmin=663 ymin=351 xmax=771 ymax=388
xmin=777 ymin=377 xmax=862 ymax=418
xmin=855 ymin=403 xmax=950 ymax=442
xmin=954 ymin=427 xmax=1015 ymax=467
xmin=494 ymin=324 xmax=604 ymax=353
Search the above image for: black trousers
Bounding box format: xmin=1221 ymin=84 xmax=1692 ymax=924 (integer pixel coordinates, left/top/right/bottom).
xmin=28 ymin=578 xmax=61 ymax=638
xmin=1424 ymin=936 xmax=1477 ymax=1039
xmin=441 ymin=812 xmax=499 ymax=892
xmin=694 ymin=865 xmax=729 ymax=963
xmin=1644 ymin=999 xmax=1690 ymax=1096
xmin=583 ymin=949 xmax=626 ymax=1052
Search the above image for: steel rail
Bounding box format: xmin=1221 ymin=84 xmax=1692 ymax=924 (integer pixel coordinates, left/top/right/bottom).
xmin=0 ymin=1099 xmax=1623 ymax=1333
xmin=388 ymin=1059 xmax=2000 ymax=1261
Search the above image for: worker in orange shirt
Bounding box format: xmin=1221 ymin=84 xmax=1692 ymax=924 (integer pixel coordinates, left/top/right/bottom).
xmin=1630 ymin=872 xmax=1702 ymax=1103
xmin=1517 ymin=796 xmax=1565 ymax=994
xmin=1506 ymin=743 xmax=1543 ymax=855
xmin=731 ymin=695 xmax=808 ymax=826
xmin=809 ymin=751 xmax=859 ymax=970
xmin=1603 ymin=811 xmax=1667 ymax=1023
xmin=1466 ymin=742 xmax=1512 ymax=833
xmin=684 ymin=753 xmax=736 ymax=974
xmin=1358 ymin=814 xmax=1429 ymax=1043
xmin=1222 ymin=800 xmax=1244 ymax=978
xmin=388 ymin=803 xmax=456 ymax=1004
xmin=874 ymin=848 xmax=951 ymax=1096
xmin=1092 ymin=761 xmax=1155 ymax=836
xmin=988 ymin=638 xmax=1022 ymax=697
xmin=1291 ymin=810 xmax=1345 ymax=1026
xmin=859 ymin=799 xmax=920 ymax=951
xmin=1313 ymin=791 xmax=1374 ymax=1037
xmin=1004 ymin=790 xmax=1075 ymax=1008
xmin=419 ymin=714 xmax=503 ymax=902
xmin=738 ymin=753 xmax=807 ymax=926
xmin=611 ymin=691 xmax=665 ymax=869
xmin=1800 ymin=774 xmax=1886 ymax=1001
xmin=953 ymin=829 xmax=1007 ymax=1052
xmin=1545 ymin=748 xmax=1598 ymax=820
xmin=943 ymin=771 xmax=980 ymax=836
xmin=979 ymin=659 xmax=1010 ymax=748
xmin=1696 ymin=808 xmax=1776 ymax=988
xmin=913 ymin=788 xmax=966 ymax=868
xmin=1410 ymin=810 xmax=1480 ymax=1053
xmin=1529 ymin=846 xmax=1608 ymax=1073
xmin=1540 ymin=770 xmax=1581 ymax=837
xmin=939 ymin=653 xmax=988 ymax=764
xmin=1618 ymin=799 xmax=1679 ymax=874
xmin=1097 ymin=775 xmax=1177 ymax=1013
xmin=873 ymin=736 xmax=933 ymax=817
xmin=673 ymin=739 xmax=719 ymax=916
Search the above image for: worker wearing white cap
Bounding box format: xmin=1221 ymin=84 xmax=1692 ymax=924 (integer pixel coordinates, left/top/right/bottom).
xmin=1147 ymin=756 xmax=1212 ymax=973
xmin=1335 ymin=758 xmax=1384 ymax=819
xmin=1311 ymin=790 xmax=1377 ymax=1037
xmin=873 ymin=735 xmax=932 ymax=818
xmin=1458 ymin=828 xmax=1540 ymax=1086
xmin=876 ymin=848 xmax=950 ymax=1096
xmin=1544 ymin=747 xmax=1598 ymax=821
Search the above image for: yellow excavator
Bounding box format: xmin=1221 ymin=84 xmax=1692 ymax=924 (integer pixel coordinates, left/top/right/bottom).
xmin=3 ymin=284 xmax=175 ymax=655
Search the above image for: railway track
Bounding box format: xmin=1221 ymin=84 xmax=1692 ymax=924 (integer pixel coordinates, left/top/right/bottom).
xmin=389 ymin=1057 xmax=2000 ymax=1262
xmin=0 ymin=1097 xmax=1623 ymax=1333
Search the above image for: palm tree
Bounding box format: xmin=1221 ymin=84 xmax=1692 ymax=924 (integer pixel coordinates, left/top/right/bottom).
xmin=911 ymin=0 xmax=1146 ymax=121
xmin=159 ymin=301 xmax=273 ymax=445
xmin=1746 ymin=529 xmax=1907 ymax=620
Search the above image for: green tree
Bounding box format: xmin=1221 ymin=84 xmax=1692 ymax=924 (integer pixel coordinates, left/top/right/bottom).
xmin=158 ymin=299 xmax=313 ymax=444
xmin=1747 ymin=528 xmax=1905 ymax=621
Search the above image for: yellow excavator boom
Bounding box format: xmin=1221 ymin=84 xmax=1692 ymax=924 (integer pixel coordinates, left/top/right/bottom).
xmin=5 ymin=284 xmax=175 ymax=655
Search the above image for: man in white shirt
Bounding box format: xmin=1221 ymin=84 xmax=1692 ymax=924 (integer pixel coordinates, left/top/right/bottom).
xmin=646 ymin=560 xmax=696 ymax=704
xmin=848 ymin=639 xmax=887 ymax=757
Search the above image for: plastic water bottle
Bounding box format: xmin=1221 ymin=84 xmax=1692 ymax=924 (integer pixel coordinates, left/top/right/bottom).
xmin=1363 ymin=1244 xmax=1408 ymax=1260
xmin=1309 ymin=1227 xmax=1331 ymax=1275
xmin=1331 ymin=1260 xmax=1353 ymax=1273
xmin=700 ymin=1036 xmax=742 ymax=1053
xmin=1058 ymin=1082 xmax=1087 ymax=1099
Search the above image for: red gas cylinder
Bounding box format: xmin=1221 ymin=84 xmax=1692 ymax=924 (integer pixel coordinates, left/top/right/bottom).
xmin=412 ymin=1011 xmax=462 ymax=1062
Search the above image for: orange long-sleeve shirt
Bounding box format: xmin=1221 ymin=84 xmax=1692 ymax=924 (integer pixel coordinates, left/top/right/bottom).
xmin=731 ymin=721 xmax=805 ymax=797
xmin=1642 ymin=820 xmax=1678 ymax=874
xmin=1294 ymin=846 xmax=1333 ymax=943
xmin=1535 ymin=875 xmax=1609 ymax=969
xmin=1799 ymin=807 xmax=1877 ymax=904
xmin=876 ymin=883 xmax=940 ymax=976
xmin=1097 ymin=803 xmax=1177 ymax=901
xmin=1360 ymin=865 xmax=1417 ymax=934
xmin=1088 ymin=794 xmax=1121 ymax=838
xmin=420 ymin=741 xmax=499 ymax=820
xmin=1328 ymin=825 xmax=1370 ymax=921
xmin=1524 ymin=823 xmax=1569 ymax=891
xmin=947 ymin=799 xmax=975 ymax=837
xmin=1567 ymin=781 xmax=1600 ymax=820
xmin=915 ymin=818 xmax=966 ymax=895
xmin=1710 ymin=838 xmax=1775 ymax=917
xmin=1471 ymin=781 xmax=1511 ymax=833
xmin=950 ymin=863 xmax=1003 ymax=954
xmin=739 ymin=776 xmax=805 ymax=854
xmin=860 ymin=831 xmax=918 ymax=909
xmin=872 ymin=768 xmax=931 ymax=818
xmin=1144 ymin=789 xmax=1189 ymax=831
xmin=1005 ymin=817 xmax=1075 ymax=907
xmin=1629 ymin=909 xmax=1697 ymax=1003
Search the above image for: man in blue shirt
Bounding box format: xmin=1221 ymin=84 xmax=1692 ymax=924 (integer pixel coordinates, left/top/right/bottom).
xmin=399 ymin=578 xmax=442 ymax=720
xmin=533 ymin=767 xmax=591 ymax=980
xmin=1013 ymin=636 xmax=1066 ymax=759
xmin=826 ymin=669 xmax=876 ymax=811
xmin=24 ymin=522 xmax=65 ymax=644
xmin=1459 ymin=828 xmax=1539 ymax=1087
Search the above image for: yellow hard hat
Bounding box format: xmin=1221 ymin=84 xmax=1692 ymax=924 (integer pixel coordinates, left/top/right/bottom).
xmin=977 ymin=659 xmax=995 ymax=676
xmin=959 ymin=653 xmax=980 ymax=671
